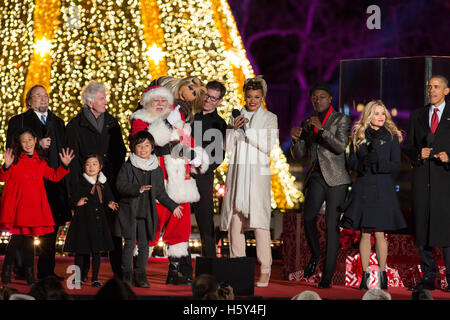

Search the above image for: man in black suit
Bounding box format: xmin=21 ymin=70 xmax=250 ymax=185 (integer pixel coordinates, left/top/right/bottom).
xmin=191 ymin=81 xmax=227 ymax=257
xmin=290 ymin=82 xmax=351 ymax=288
xmin=5 ymin=85 xmax=70 ymax=281
xmin=403 ymin=75 xmax=450 ymax=292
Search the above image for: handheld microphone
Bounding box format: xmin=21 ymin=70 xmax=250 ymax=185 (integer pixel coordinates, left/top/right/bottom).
xmin=309 ymin=110 xmax=318 ymax=131
xmin=232 ymin=109 xmax=246 ymax=137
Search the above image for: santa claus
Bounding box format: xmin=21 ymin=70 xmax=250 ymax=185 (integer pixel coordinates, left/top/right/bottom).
xmin=129 ymin=85 xmax=209 ymax=285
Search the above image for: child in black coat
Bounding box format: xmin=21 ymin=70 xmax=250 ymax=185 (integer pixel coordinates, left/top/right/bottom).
xmin=64 ymin=154 xmax=119 ymax=287
xmin=115 ymin=131 xmax=182 ymax=287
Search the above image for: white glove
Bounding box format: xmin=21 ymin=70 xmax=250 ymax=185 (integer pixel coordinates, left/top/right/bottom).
xmin=167 ymin=105 xmax=182 ymax=125
xmin=189 ymin=156 xmax=202 ymax=167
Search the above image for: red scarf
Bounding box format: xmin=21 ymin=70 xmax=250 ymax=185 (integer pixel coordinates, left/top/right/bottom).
xmin=314 ymin=105 xmax=333 ymax=135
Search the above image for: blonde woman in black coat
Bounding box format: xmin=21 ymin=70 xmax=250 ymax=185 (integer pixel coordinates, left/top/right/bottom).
xmin=340 ymin=100 xmax=407 ymax=290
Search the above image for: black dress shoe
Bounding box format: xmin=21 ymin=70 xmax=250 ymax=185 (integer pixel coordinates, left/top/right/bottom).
xmin=303 ymin=258 xmax=320 ymax=279
xmin=408 ymin=281 xmax=435 ymax=291
xmin=317 ymin=279 xmax=331 ymax=289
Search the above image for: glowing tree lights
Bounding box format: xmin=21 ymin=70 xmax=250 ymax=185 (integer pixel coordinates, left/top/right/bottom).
xmin=0 ymin=0 xmax=302 ymax=210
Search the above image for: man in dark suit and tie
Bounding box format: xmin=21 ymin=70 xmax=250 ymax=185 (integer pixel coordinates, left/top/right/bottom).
xmin=290 ymin=82 xmax=351 ymax=288
xmin=403 ymin=75 xmax=450 ymax=292
xmin=5 ymin=85 xmax=70 ymax=282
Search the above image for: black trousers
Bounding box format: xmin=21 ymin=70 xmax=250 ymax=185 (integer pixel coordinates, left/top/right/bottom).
xmin=419 ymin=246 xmax=450 ymax=284
xmin=109 ymin=236 xmax=123 ymax=278
xmin=192 ymin=173 xmax=216 ymax=257
xmin=74 ymin=253 xmax=101 ymax=282
xmin=5 ymin=235 xmax=35 ymax=268
xmin=122 ymin=218 xmax=149 ymax=274
xmin=37 ymin=227 xmax=58 ymax=277
xmin=303 ymin=171 xmax=348 ymax=281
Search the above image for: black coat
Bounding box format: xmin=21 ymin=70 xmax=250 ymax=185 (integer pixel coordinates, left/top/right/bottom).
xmin=403 ymin=103 xmax=450 ymax=246
xmin=6 ymin=109 xmax=70 ymax=225
xmin=114 ymin=161 xmax=179 ymax=241
xmin=340 ymin=128 xmax=407 ymax=231
xmin=65 ymin=110 xmax=126 ymax=197
xmin=63 ymin=177 xmax=115 ymax=254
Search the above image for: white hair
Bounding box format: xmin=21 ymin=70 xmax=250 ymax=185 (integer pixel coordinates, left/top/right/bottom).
xmin=362 ymin=288 xmax=391 ymax=300
xmin=81 ymin=81 xmax=107 ymax=104
xmin=141 ymin=86 xmax=174 ymax=108
xmin=291 ymin=290 xmax=322 ymax=300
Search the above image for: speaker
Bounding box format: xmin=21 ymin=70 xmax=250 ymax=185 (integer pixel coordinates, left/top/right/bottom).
xmin=195 ymin=257 xmax=255 ymax=296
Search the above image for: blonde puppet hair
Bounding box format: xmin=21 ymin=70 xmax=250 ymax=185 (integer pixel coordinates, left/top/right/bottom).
xmin=351 ymin=100 xmax=403 ymax=150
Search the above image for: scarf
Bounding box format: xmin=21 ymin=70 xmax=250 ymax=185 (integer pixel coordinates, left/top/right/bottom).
xmin=365 ymin=126 xmax=389 ymax=149
xmin=83 ymin=171 xmax=107 ymax=203
xmin=83 ymin=106 xmax=104 ymax=133
xmin=129 ymin=152 xmax=159 ymax=171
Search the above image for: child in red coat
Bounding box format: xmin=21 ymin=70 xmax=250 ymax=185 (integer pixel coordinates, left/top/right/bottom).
xmin=0 ymin=128 xmax=74 ymax=285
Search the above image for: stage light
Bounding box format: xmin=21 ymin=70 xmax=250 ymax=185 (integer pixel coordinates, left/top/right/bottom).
xmin=34 ymin=238 xmax=41 ymax=246
xmin=391 ymin=108 xmax=398 ymax=117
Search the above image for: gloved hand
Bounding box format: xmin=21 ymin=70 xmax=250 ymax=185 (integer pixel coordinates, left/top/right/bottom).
xmin=166 ymin=105 xmax=182 ymax=125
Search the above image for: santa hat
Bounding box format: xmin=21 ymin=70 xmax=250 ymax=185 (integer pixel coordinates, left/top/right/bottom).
xmin=141 ymin=85 xmax=174 ymax=107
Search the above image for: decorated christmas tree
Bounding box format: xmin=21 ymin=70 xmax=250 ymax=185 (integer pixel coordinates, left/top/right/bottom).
xmin=0 ymin=0 xmax=303 ymax=210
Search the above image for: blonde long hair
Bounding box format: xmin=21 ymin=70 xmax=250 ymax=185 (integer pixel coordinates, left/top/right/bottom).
xmin=351 ymin=100 xmax=403 ymax=149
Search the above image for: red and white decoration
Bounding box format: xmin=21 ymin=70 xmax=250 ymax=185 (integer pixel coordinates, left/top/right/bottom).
xmin=345 ymin=252 xmax=404 ymax=288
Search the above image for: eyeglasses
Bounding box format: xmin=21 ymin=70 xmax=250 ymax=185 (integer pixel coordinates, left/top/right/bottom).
xmin=205 ymin=94 xmax=220 ymax=103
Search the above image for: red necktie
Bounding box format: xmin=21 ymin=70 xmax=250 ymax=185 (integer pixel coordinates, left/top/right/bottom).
xmin=430 ymin=107 xmax=439 ymax=134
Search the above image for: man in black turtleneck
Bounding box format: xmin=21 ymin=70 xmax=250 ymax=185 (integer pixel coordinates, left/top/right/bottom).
xmin=290 ymin=82 xmax=351 ymax=289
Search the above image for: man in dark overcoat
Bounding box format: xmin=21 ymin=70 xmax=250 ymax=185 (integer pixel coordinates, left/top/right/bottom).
xmin=403 ymin=75 xmax=450 ymax=291
xmin=66 ymin=81 xmax=126 ymax=279
xmin=5 ymin=84 xmax=70 ymax=281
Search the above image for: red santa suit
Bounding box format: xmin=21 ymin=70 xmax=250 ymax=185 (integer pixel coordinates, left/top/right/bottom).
xmin=129 ymin=86 xmax=209 ymax=261
xmin=0 ymin=151 xmax=69 ymax=236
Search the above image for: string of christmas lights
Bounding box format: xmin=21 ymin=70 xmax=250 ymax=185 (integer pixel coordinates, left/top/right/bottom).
xmin=0 ymin=1 xmax=35 ymax=161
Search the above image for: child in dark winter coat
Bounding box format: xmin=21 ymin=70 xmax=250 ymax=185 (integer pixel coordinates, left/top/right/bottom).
xmin=115 ymin=131 xmax=182 ymax=288
xmin=63 ymin=154 xmax=119 ymax=287
xmin=0 ymin=128 xmax=74 ymax=285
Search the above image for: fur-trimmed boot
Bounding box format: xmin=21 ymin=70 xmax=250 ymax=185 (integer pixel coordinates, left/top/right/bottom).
xmin=166 ymin=242 xmax=191 ymax=285
xmin=179 ymin=251 xmax=193 ymax=283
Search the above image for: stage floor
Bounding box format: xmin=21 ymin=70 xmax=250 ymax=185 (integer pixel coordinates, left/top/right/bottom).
xmin=1 ymin=256 xmax=450 ymax=300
